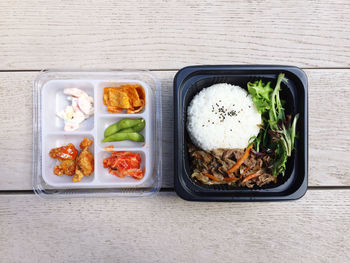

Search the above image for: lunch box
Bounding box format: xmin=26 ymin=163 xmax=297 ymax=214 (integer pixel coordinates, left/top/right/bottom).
xmin=174 ymin=65 xmax=308 ymax=201
xmin=33 ymin=70 xmax=162 ymax=198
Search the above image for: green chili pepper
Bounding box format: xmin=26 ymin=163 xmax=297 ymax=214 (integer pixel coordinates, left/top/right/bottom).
xmin=104 ymin=118 xmax=145 ymax=138
xmin=102 ymin=132 xmax=145 ymax=143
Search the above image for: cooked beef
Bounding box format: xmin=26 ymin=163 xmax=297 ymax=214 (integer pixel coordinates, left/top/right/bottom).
xmin=188 ymin=143 xmax=276 ymax=188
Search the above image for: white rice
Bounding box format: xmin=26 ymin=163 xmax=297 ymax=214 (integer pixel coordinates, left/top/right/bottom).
xmin=187 ymin=83 xmax=261 ymax=151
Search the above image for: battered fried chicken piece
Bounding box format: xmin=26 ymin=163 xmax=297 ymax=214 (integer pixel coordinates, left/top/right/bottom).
xmin=72 ymin=137 xmax=94 ymax=182
xmin=54 ymin=159 xmax=76 ymax=176
xmin=49 ymin=143 xmax=78 ymax=176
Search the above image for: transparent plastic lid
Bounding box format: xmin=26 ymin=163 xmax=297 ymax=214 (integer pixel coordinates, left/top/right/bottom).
xmin=32 ymin=70 xmax=162 ymax=198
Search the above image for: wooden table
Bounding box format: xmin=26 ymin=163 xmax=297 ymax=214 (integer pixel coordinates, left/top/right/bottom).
xmin=1 ymin=1 xmax=350 ymax=262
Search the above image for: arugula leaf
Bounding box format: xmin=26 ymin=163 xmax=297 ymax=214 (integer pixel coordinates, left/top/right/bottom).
xmin=269 ymin=73 xmax=287 ymax=130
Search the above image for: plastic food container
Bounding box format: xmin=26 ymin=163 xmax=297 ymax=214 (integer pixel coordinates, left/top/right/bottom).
xmin=174 ymin=65 xmax=308 ymax=201
xmin=33 ymin=70 xmax=162 ymax=198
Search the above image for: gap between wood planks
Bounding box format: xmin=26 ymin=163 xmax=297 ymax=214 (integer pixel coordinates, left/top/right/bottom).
xmin=1 ymin=67 xmax=350 ymax=73
xmin=0 ymin=187 xmax=349 ymax=196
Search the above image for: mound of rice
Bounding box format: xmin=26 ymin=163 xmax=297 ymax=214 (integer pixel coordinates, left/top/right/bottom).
xmin=187 ymin=83 xmax=261 ymax=150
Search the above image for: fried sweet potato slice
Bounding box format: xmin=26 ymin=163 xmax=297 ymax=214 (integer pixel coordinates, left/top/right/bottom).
xmin=103 ymin=84 xmax=145 ymax=113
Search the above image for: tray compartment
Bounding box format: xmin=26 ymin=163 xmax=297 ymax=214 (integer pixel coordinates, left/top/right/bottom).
xmin=96 ymin=80 xmax=148 ymax=115
xmin=96 ymin=115 xmax=146 ymax=149
xmin=41 ymin=79 xmax=95 ymax=132
xmin=95 ymin=149 xmax=148 ymax=186
xmin=42 ymin=133 xmax=95 ymax=187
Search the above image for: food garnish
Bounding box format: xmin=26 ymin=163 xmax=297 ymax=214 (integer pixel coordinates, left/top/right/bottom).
xmin=241 ymin=172 xmax=261 ymax=183
xmin=103 ymin=84 xmax=145 ymax=113
xmin=103 ymin=151 xmax=144 ymax=180
xmin=57 ymin=88 xmax=94 ymax=131
xmin=49 ymin=137 xmax=94 ymax=182
xmin=203 ymin=173 xmax=220 ymax=182
xmin=226 ymin=144 xmax=253 ymax=174
xmin=248 ymin=73 xmax=299 ymax=176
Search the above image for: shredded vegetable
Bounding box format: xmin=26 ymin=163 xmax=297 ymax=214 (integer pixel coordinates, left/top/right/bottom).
xmin=226 ymin=144 xmax=253 ymax=174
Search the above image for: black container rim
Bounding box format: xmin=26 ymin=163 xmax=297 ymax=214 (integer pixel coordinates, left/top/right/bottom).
xmin=174 ymin=65 xmax=308 ymax=201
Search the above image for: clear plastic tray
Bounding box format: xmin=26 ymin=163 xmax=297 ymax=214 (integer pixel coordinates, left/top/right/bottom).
xmin=33 ymin=70 xmax=162 ymax=198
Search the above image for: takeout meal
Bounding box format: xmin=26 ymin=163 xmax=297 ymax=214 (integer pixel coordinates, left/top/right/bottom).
xmin=103 ymin=84 xmax=145 ymax=113
xmin=57 ymin=88 xmax=94 ymax=131
xmin=49 ymin=137 xmax=94 ymax=182
xmin=103 ymin=151 xmax=144 ymax=180
xmin=102 ymin=118 xmax=145 ymax=142
xmin=187 ymin=73 xmax=298 ymax=188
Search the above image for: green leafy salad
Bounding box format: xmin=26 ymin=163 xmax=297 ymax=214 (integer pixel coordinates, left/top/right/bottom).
xmin=248 ymin=73 xmax=299 ymax=176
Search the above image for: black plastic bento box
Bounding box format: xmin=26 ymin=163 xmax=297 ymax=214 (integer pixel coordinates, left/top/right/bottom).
xmin=174 ymin=65 xmax=308 ymax=201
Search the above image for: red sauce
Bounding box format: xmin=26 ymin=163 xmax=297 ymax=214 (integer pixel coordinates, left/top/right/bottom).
xmin=51 ymin=143 xmax=78 ymax=160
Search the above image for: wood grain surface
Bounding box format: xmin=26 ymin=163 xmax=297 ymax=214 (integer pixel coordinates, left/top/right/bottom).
xmin=0 ymin=70 xmax=350 ymax=190
xmin=1 ymin=1 xmax=350 ymax=262
xmin=1 ymin=0 xmax=350 ymax=70
xmin=0 ymin=190 xmax=349 ymax=263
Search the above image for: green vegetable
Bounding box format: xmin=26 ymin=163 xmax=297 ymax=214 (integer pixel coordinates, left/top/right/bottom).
xmin=104 ymin=118 xmax=145 ymax=138
xmin=117 ymin=121 xmax=145 ymax=133
xmin=247 ymin=73 xmax=299 ymax=176
xmin=268 ymin=74 xmax=287 ymax=130
xmin=102 ymin=132 xmax=145 ymax=143
xmin=247 ymin=80 xmax=273 ymax=114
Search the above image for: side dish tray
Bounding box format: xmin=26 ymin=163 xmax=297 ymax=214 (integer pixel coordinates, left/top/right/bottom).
xmin=33 ymin=70 xmax=162 ymax=198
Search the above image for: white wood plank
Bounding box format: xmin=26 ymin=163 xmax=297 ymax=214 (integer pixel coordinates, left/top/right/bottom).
xmin=0 ymin=0 xmax=350 ymax=69
xmin=0 ymin=70 xmax=350 ymax=190
xmin=0 ymin=190 xmax=349 ymax=263
xmin=308 ymin=70 xmax=350 ymax=186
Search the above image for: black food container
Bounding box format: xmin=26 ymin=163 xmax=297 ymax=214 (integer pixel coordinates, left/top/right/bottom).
xmin=174 ymin=65 xmax=308 ymax=201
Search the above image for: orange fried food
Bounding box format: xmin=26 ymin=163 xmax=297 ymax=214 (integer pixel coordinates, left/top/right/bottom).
xmin=49 ymin=139 xmax=94 ymax=182
xmin=49 ymin=143 xmax=78 ymax=176
xmin=49 ymin=143 xmax=78 ymax=160
xmin=53 ymin=159 xmax=76 ymax=176
xmin=103 ymin=84 xmax=145 ymax=114
xmin=103 ymin=151 xmax=144 ymax=180
xmin=73 ymin=137 xmax=94 ymax=182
